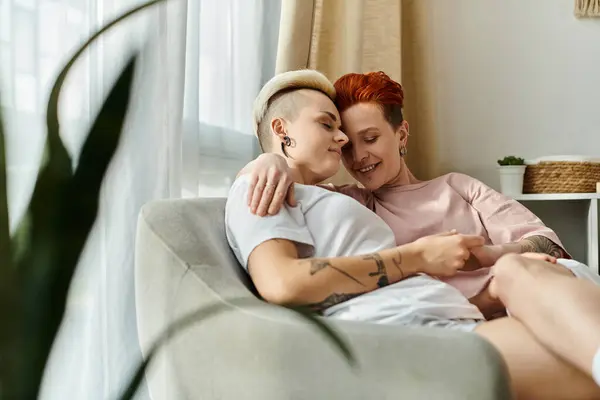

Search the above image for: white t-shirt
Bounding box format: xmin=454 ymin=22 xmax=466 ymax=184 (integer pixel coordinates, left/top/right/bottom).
xmin=225 ymin=175 xmax=484 ymax=325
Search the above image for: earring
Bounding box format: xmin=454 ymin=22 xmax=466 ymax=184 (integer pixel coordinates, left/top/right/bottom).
xmin=281 ymin=136 xmax=292 ymax=158
xmin=400 ymin=146 xmax=407 ymax=157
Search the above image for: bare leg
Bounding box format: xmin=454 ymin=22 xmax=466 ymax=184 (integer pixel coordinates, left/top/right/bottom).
xmin=475 ymin=317 xmax=600 ymax=399
xmin=490 ymin=254 xmax=600 ymax=383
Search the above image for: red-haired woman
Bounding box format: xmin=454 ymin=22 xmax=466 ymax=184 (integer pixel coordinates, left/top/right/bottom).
xmin=238 ymin=71 xmax=600 ymax=398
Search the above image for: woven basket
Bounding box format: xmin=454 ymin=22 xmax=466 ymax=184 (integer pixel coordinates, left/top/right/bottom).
xmin=523 ymin=161 xmax=600 ymax=193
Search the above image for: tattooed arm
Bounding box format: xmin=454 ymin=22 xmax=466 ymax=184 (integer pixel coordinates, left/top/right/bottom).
xmin=470 ymin=235 xmax=567 ymax=269
xmin=247 ymin=239 xmax=418 ymax=313
xmin=247 ymin=233 xmax=485 ymax=312
xmin=518 ymin=235 xmax=566 ymax=258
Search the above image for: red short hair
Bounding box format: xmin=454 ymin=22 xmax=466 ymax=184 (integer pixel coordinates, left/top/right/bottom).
xmin=334 ymin=71 xmax=404 ymax=128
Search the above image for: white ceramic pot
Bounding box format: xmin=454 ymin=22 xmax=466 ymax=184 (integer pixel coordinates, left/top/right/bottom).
xmin=498 ymin=165 xmax=526 ymax=195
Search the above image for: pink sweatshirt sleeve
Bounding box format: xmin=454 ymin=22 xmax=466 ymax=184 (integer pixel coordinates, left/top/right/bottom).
xmin=447 ymin=173 xmax=569 ymax=255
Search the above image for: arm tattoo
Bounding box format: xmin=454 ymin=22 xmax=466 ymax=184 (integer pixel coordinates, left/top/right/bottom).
xmin=307 ymin=259 xmax=366 ymax=287
xmin=520 ymin=235 xmax=565 ymax=258
xmin=307 ymin=292 xmax=364 ymax=313
xmin=362 ymin=253 xmax=389 ymax=287
xmin=391 ymin=250 xmax=404 ymax=279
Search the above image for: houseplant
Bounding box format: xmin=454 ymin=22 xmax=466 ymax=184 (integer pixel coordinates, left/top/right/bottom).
xmin=497 ymin=156 xmax=526 ymax=195
xmin=0 ymin=2 xmax=353 ymax=399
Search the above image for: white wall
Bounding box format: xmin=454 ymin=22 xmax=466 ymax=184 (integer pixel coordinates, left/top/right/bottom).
xmin=425 ymin=0 xmax=600 ymax=188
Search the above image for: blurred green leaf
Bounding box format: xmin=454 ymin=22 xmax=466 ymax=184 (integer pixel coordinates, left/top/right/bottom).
xmin=59 ymin=54 xmax=138 ymax=273
xmin=42 ymin=0 xmax=165 ymax=174
xmin=118 ymin=299 xmax=356 ymax=400
xmin=0 ymin=99 xmax=9 ymax=268
xmin=1 ymin=1 xmax=168 ymax=398
xmin=291 ymin=305 xmax=356 ymax=367
xmin=13 ymin=55 xmax=138 ymax=400
xmin=9 ymin=213 xmax=30 ymax=266
xmin=0 ymin=94 xmax=21 ymax=400
xmin=12 ymin=0 xmax=167 ymax=269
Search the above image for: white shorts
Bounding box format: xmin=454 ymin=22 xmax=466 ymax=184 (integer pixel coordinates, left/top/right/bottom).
xmin=414 ymin=316 xmax=483 ymax=332
xmin=411 ymin=259 xmax=600 ymax=333
xmin=558 ymin=259 xmax=600 ymax=286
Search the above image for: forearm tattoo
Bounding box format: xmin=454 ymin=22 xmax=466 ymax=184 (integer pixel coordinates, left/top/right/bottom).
xmin=307 ymin=259 xmax=366 ymax=287
xmin=307 ymin=292 xmax=364 ymax=313
xmin=520 ymin=235 xmax=565 ymax=258
xmin=362 ymin=253 xmax=389 ymax=287
xmin=391 ymin=250 xmax=404 ymax=279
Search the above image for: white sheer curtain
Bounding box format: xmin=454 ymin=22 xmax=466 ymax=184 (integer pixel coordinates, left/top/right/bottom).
xmin=182 ymin=0 xmax=280 ymax=198
xmin=1 ymin=0 xmax=279 ymax=399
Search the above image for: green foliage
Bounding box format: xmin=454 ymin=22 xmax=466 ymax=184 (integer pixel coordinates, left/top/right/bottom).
xmin=497 ymin=156 xmax=525 ymax=166
xmin=0 ymin=2 xmax=354 ymax=399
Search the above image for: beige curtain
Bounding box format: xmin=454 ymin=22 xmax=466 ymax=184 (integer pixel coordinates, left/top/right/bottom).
xmin=275 ymin=0 xmax=439 ymax=184
xmin=400 ymin=0 xmax=439 ymax=180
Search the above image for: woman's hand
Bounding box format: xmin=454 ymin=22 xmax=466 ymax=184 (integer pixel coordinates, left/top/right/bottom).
xmin=413 ymin=231 xmax=486 ymax=278
xmin=240 ymin=153 xmax=296 ymax=216
xmin=487 ymin=253 xmax=561 ymax=300
xmin=520 ymin=252 xmax=557 ymax=263
xmin=468 ymin=280 xmax=507 ymax=320
xmin=469 ymin=245 xmax=505 ymax=269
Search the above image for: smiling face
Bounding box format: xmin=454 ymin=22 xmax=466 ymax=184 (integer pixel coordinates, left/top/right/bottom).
xmin=334 ymin=71 xmax=409 ymax=190
xmin=340 ymin=102 xmax=408 ymax=190
xmin=270 ymin=89 xmax=348 ymax=184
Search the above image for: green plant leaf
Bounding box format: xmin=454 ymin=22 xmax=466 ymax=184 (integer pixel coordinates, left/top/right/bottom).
xmin=44 ymin=0 xmax=164 ymax=160
xmin=2 ymin=1 xmax=167 ymax=397
xmin=41 ymin=0 xmax=167 ymax=175
xmin=12 ymin=0 xmax=169 ymax=267
xmin=498 ymin=155 xmax=525 ymax=166
xmin=0 ymin=96 xmax=10 ymax=268
xmin=117 ymin=299 xmax=356 ymax=400
xmin=13 ymin=54 xmax=138 ymax=400
xmin=0 ymin=93 xmax=21 ymax=400
xmin=59 ymin=54 xmax=137 ymax=272
xmin=291 ymin=305 xmax=356 ymax=367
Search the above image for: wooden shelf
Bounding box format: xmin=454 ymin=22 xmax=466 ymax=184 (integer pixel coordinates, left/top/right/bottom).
xmin=510 ymin=193 xmax=599 ymax=274
xmin=511 ymin=193 xmax=600 ymax=201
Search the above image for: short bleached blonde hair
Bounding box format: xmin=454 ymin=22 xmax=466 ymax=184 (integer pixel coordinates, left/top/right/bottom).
xmin=253 ymin=69 xmax=336 ymax=152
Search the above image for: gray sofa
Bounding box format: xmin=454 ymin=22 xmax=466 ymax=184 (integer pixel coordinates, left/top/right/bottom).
xmin=135 ymin=197 xmax=512 ymax=400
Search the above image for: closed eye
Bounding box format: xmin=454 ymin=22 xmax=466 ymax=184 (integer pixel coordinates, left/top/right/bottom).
xmin=365 ymin=137 xmax=378 ymax=143
xmin=321 ymin=122 xmax=333 ymax=130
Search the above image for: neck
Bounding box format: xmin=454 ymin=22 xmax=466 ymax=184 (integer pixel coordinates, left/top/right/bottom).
xmin=289 ymin=166 xmax=307 ymax=185
xmin=284 ymin=159 xmax=320 ymax=186
xmin=381 ymin=160 xmax=420 ymax=188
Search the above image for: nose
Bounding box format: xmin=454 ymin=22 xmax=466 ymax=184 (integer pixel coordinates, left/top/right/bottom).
xmin=334 ymin=130 xmax=349 ymax=146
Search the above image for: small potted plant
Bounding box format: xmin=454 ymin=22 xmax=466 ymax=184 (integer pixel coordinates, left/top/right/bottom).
xmin=497 ymin=155 xmax=526 ymax=195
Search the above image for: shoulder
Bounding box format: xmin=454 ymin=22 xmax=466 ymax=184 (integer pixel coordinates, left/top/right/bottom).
xmin=332 ymin=184 xmax=372 ymax=206
xmin=228 ymin=174 xmax=252 ymax=197
xmin=439 ymin=172 xmax=489 ymax=192
xmin=442 ymin=172 xmax=481 ymax=185
xmin=427 ymin=173 xmax=496 ymax=204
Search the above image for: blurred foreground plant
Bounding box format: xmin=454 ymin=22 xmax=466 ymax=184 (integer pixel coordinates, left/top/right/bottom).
xmin=0 ymin=2 xmax=354 ymax=399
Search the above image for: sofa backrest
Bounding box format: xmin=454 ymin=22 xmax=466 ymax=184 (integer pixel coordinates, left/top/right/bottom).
xmin=139 ymin=197 xmax=258 ymax=296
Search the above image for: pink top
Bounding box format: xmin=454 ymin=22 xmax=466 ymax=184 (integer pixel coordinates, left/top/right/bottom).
xmin=335 ymin=172 xmax=567 ymax=298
